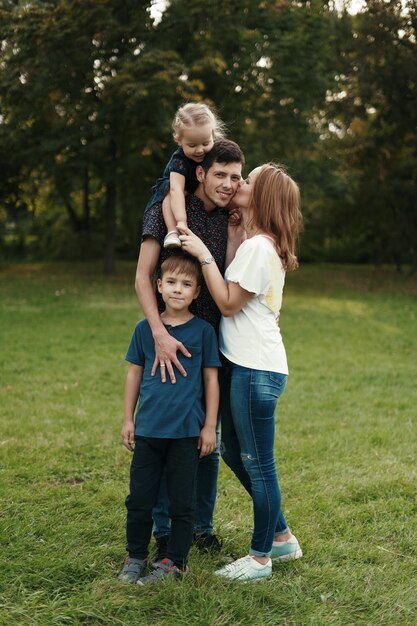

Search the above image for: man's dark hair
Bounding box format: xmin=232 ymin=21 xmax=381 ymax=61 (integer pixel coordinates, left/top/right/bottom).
xmin=201 ymin=139 xmax=245 ymax=173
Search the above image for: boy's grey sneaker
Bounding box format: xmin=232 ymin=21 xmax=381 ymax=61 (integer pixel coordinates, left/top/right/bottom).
xmin=271 ymin=535 xmax=303 ymax=561
xmin=137 ymin=558 xmax=185 ymax=586
xmin=151 ymin=534 xmax=169 ymax=563
xmin=193 ymin=532 xmax=222 ymax=553
xmin=118 ymin=557 xmax=148 ymax=583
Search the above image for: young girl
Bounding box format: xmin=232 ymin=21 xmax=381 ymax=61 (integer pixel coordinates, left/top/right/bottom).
xmin=145 ymin=102 xmax=225 ymax=248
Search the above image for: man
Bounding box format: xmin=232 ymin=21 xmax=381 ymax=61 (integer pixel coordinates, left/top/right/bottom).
xmin=135 ymin=139 xmax=245 ymax=557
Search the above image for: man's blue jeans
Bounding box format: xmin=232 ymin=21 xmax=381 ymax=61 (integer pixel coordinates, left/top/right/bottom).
xmin=220 ymin=357 xmax=289 ymax=557
xmin=152 ymin=427 xmax=220 ymax=538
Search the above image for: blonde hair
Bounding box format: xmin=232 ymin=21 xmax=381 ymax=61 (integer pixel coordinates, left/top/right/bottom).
xmin=249 ymin=163 xmax=303 ymax=272
xmin=172 ymin=102 xmax=226 ymax=141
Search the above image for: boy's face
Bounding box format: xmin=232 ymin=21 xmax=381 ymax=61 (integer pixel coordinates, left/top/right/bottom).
xmin=157 ymin=270 xmax=200 ymax=312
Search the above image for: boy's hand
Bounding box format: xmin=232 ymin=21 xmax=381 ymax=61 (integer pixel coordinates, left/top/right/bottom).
xmin=121 ymin=420 xmax=135 ymax=452
xmin=198 ymin=425 xmax=216 ymax=458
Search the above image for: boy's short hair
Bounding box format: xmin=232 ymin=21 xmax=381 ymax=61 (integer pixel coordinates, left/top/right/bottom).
xmin=201 ymin=139 xmax=245 ymax=173
xmin=160 ymin=251 xmax=202 ymax=285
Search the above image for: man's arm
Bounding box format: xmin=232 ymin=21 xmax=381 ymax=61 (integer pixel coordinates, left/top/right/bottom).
xmin=198 ymin=367 xmax=219 ymax=458
xmin=135 ymin=236 xmax=191 ymax=383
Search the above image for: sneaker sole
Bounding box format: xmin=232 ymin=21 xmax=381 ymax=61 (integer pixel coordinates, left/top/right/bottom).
xmin=215 ymin=572 xmax=272 ymax=582
xmin=272 ymin=547 xmax=303 ymax=562
xmin=242 ymin=573 xmax=272 ymax=582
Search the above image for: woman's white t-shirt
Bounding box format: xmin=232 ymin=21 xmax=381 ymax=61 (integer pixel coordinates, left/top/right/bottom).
xmin=219 ymin=235 xmax=288 ymax=374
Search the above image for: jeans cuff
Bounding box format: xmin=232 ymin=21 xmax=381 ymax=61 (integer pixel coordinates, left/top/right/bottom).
xmin=273 ymin=527 xmax=290 ymax=539
xmin=249 ymin=548 xmax=272 ymax=558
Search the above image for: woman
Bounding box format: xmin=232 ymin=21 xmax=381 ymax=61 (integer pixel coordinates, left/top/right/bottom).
xmin=180 ymin=163 xmax=303 ymax=581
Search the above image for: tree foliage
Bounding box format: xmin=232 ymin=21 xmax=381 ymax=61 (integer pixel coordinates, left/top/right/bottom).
xmin=0 ymin=0 xmax=416 ymax=270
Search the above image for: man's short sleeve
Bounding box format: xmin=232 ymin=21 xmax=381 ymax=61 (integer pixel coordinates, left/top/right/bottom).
xmin=141 ymin=202 xmax=165 ymax=246
xmin=202 ymin=323 xmax=222 ymax=368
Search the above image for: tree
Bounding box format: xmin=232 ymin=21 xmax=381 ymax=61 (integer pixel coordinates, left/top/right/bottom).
xmin=323 ymin=0 xmax=417 ymax=268
xmin=156 ymin=0 xmax=342 ymax=258
xmin=0 ymin=0 xmax=185 ymax=271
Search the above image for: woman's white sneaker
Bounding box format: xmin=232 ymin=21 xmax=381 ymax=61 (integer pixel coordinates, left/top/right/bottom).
xmin=214 ymin=555 xmax=272 ymax=581
xmin=271 ymin=535 xmax=303 ymax=561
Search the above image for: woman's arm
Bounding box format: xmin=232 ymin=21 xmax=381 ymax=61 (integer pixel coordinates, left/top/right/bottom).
xmin=180 ymin=229 xmax=253 ymax=316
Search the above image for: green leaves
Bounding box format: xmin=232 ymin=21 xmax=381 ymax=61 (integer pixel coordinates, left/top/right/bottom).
xmin=0 ymin=0 xmax=416 ymax=269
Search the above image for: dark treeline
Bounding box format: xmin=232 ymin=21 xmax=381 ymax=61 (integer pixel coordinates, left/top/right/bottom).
xmin=0 ymin=0 xmax=416 ymax=272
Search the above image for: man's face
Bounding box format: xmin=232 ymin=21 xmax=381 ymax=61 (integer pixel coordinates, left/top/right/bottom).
xmin=195 ymin=161 xmax=243 ymax=210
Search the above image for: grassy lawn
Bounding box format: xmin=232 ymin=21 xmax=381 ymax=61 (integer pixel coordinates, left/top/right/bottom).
xmin=1 ymin=262 xmax=416 ymax=626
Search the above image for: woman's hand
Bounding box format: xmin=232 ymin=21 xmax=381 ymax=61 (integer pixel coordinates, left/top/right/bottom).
xmin=228 ymin=208 xmax=242 ymax=226
xmin=227 ymin=211 xmax=246 ymax=245
xmin=179 ymin=228 xmax=211 ymax=262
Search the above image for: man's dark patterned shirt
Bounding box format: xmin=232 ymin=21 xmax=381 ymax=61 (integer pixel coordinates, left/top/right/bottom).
xmin=141 ymin=194 xmax=229 ymax=332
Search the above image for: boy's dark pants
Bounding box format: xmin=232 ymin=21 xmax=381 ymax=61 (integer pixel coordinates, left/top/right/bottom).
xmin=125 ymin=436 xmax=199 ymax=569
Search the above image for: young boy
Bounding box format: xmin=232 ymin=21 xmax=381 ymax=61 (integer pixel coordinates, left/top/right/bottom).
xmin=119 ymin=251 xmax=221 ymax=585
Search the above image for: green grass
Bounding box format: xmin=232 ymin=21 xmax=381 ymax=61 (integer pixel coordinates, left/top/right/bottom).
xmin=1 ymin=262 xmax=416 ymax=626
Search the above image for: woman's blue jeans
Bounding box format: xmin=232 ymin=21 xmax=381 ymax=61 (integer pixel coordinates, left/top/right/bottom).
xmin=220 ymin=357 xmax=289 ymax=557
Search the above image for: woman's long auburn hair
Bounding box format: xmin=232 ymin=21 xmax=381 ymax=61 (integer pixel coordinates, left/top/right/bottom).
xmin=248 ymin=163 xmax=303 ymax=272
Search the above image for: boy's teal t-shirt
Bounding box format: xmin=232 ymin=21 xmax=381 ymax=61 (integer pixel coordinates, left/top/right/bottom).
xmin=125 ymin=317 xmax=221 ymax=439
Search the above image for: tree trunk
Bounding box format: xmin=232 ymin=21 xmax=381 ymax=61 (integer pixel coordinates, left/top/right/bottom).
xmin=57 ymin=188 xmax=81 ymax=232
xmin=82 ymin=167 xmax=90 ymax=231
xmin=103 ymin=139 xmax=117 ymax=274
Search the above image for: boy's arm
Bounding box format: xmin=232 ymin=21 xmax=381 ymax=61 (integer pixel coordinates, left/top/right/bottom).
xmin=135 ymin=236 xmax=191 ymax=383
xmin=121 ymin=363 xmax=143 ymax=452
xmin=198 ymin=367 xmax=219 ymax=458
xmin=169 ymin=171 xmax=187 ymax=228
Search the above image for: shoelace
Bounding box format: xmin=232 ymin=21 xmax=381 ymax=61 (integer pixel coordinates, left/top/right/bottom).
xmin=221 ymin=555 xmax=253 ymax=573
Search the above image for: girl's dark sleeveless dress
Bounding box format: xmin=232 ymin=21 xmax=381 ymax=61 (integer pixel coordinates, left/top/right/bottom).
xmin=144 ymin=147 xmax=199 ymax=212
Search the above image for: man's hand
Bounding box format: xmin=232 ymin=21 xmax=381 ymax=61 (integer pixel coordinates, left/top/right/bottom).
xmin=198 ymin=424 xmax=217 ymax=458
xmin=121 ymin=419 xmax=135 ymax=452
xmin=152 ymin=330 xmax=191 ymax=383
